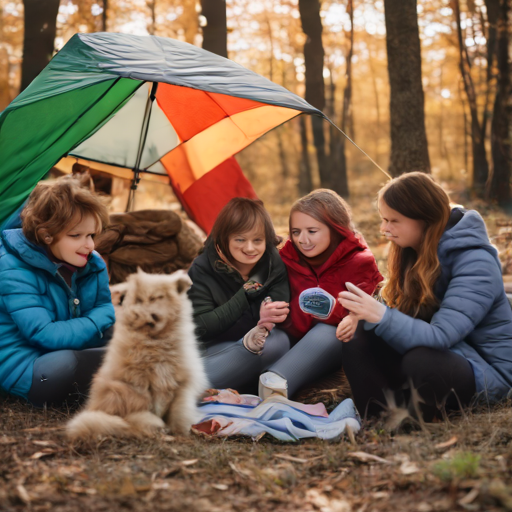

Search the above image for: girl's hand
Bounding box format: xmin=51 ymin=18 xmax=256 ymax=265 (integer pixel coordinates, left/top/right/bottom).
xmin=338 ymin=282 xmax=386 ymax=324
xmin=258 ymin=300 xmax=289 ymax=331
xmin=336 ymin=313 xmax=359 ymax=342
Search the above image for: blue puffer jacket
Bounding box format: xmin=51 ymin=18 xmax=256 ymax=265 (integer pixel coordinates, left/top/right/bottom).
xmin=373 ymin=208 xmax=512 ymax=401
xmin=0 ymin=229 xmax=115 ymax=399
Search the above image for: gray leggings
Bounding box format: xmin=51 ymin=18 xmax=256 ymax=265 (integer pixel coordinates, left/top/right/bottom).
xmin=202 ymin=328 xmax=291 ymax=391
xmin=268 ymin=323 xmax=343 ymax=397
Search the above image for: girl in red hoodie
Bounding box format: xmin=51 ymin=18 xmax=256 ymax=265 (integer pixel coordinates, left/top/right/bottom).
xmin=259 ymin=189 xmax=383 ymax=398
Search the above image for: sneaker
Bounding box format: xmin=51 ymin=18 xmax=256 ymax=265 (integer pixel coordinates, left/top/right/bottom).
xmin=259 ymin=372 xmax=288 ymax=400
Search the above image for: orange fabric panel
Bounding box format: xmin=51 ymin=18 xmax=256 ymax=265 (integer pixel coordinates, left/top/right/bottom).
xmin=160 ymin=145 xmax=195 ymax=193
xmin=207 ymin=91 xmax=265 ymax=116
xmin=156 ymin=83 xmax=226 ymax=142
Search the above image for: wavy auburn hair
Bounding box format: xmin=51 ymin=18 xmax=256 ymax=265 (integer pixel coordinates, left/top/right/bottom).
xmin=289 ymin=188 xmax=353 ymax=238
xmin=379 ymin=172 xmax=451 ymax=321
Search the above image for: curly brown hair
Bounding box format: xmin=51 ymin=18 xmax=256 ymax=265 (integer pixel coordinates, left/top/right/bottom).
xmin=21 ymin=178 xmax=109 ymax=245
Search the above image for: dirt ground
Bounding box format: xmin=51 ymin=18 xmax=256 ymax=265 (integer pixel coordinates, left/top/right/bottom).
xmin=1 ymin=394 xmax=512 ymax=512
xmin=2 ymin=196 xmax=512 ymax=512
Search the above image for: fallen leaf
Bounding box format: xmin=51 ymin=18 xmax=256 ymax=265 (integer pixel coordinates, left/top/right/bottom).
xmin=372 ymin=491 xmax=390 ymax=499
xmin=180 ymin=459 xmax=198 ymax=466
xmin=16 ymin=485 xmax=30 ymax=504
xmin=458 ymin=488 xmax=479 ymax=506
xmin=274 ymin=454 xmax=310 ymax=464
xmin=67 ymin=485 xmax=97 ymax=495
xmin=31 ymin=440 xmax=58 ymax=447
xmin=400 ymin=461 xmax=420 ymax=475
xmin=229 ymin=462 xmax=253 ymax=479
xmin=0 ymin=436 xmax=16 ymax=445
xmin=30 ymin=449 xmax=56 ymax=460
xmin=348 ymin=451 xmax=391 ymax=464
xmin=211 ymin=483 xmax=229 ymax=491
xmin=434 ymin=436 xmax=458 ymax=450
xmin=119 ymin=476 xmax=137 ymax=496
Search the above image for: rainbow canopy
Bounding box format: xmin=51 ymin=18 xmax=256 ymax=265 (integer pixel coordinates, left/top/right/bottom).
xmin=0 ymin=32 xmax=322 ymax=232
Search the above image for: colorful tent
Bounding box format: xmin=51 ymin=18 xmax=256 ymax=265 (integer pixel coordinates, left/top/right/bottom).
xmin=0 ymin=32 xmax=323 ymax=232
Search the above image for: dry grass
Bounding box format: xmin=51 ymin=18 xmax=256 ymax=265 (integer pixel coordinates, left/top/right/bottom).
xmin=2 ymin=187 xmax=512 ymax=511
xmin=1 ymin=395 xmax=512 ymax=511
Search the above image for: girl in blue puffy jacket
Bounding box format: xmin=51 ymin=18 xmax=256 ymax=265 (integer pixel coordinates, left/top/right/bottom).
xmin=0 ymin=178 xmax=115 ymax=406
xmin=338 ymin=172 xmax=512 ymax=421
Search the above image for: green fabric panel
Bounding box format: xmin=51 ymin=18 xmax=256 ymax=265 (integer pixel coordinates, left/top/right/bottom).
xmin=0 ymin=78 xmax=142 ymax=227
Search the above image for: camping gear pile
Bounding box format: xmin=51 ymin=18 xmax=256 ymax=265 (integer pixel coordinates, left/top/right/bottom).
xmin=95 ymin=210 xmax=203 ymax=284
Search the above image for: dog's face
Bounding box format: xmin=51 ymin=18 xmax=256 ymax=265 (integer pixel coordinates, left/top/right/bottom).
xmin=121 ymin=269 xmax=192 ymax=337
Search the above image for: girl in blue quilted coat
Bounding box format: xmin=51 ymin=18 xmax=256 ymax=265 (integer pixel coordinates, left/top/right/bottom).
xmin=0 ymin=179 xmax=115 ymax=406
xmin=338 ymin=172 xmax=512 ymax=421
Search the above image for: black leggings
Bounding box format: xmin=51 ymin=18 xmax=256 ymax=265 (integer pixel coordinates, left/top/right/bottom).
xmin=27 ymin=348 xmax=106 ymax=408
xmin=342 ymin=323 xmax=476 ymax=421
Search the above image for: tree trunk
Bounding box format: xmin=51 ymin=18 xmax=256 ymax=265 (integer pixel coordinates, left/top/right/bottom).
xmin=201 ymin=0 xmax=227 ymax=58
xmin=147 ymin=0 xmax=156 ymax=35
xmin=102 ymin=0 xmax=108 ymax=31
xmin=452 ymin=0 xmax=490 ymax=197
xmin=20 ymin=0 xmax=61 ymax=92
xmin=383 ymin=0 xmax=430 ymax=176
xmin=298 ymin=0 xmax=328 ymax=188
xmin=489 ymin=0 xmax=511 ymax=205
xmin=334 ymin=0 xmax=353 ymax=198
xmin=299 ymin=116 xmax=313 ymax=195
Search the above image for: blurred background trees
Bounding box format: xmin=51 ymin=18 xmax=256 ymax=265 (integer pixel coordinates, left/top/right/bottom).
xmin=0 ymin=0 xmax=511 ymax=209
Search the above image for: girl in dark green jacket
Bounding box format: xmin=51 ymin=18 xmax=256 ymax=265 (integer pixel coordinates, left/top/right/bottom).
xmin=187 ymin=198 xmax=290 ymax=391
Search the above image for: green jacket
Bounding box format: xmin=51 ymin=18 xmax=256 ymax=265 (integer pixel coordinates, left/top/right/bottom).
xmin=187 ymin=241 xmax=290 ymax=346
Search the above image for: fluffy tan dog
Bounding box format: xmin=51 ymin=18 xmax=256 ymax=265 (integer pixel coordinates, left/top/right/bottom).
xmin=66 ymin=269 xmax=208 ymax=439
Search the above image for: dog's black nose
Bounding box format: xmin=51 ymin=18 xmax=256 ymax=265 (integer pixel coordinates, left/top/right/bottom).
xmin=151 ymin=313 xmax=160 ymax=322
xmin=146 ymin=322 xmax=155 ymax=329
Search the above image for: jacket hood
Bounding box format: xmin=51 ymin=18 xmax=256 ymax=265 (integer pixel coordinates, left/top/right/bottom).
xmin=438 ymin=209 xmax=499 ymax=264
xmin=280 ymin=226 xmax=368 ymax=276
xmin=1 ymin=228 xmax=106 ymax=276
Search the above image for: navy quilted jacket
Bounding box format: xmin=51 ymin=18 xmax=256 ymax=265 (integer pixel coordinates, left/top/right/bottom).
xmin=373 ymin=209 xmax=512 ymax=401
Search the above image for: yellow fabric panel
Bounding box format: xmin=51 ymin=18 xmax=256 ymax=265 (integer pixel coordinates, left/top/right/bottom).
xmin=183 ymin=106 xmax=300 ymax=185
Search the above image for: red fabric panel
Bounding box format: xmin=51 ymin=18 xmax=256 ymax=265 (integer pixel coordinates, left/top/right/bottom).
xmin=169 ymin=157 xmax=258 ymax=234
xmin=207 ymin=91 xmax=264 ymax=116
xmin=156 ymin=84 xmax=226 ymax=141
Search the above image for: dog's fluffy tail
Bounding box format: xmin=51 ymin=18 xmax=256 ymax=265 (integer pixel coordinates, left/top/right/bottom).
xmin=66 ymin=410 xmax=131 ymax=440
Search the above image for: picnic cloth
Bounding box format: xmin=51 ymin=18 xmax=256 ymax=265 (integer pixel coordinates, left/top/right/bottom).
xmin=193 ymin=391 xmax=360 ymax=442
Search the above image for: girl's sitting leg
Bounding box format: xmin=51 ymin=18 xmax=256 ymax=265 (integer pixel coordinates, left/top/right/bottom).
xmin=262 ymin=323 xmax=343 ymax=399
xmin=27 ymin=347 xmax=106 ymax=407
xmin=202 ymin=328 xmax=290 ymax=391
xmin=400 ymin=347 xmax=476 ymax=420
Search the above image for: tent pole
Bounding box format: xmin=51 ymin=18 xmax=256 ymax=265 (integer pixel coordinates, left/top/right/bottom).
xmin=125 ymin=82 xmax=159 ymax=212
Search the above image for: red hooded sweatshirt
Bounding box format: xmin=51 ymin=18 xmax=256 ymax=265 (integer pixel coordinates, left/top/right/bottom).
xmin=279 ymin=226 xmax=383 ymax=340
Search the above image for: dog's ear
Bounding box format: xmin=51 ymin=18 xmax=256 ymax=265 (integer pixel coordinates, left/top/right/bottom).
xmin=173 ymin=270 xmax=192 ymax=294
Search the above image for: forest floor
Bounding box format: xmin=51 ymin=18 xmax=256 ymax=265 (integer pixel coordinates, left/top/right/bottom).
xmin=2 ymin=193 xmax=512 ymax=512
xmin=1 ymin=395 xmax=512 ymax=512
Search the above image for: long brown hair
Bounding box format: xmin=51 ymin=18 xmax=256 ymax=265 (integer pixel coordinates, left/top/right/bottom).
xmin=208 ymin=198 xmax=280 ymax=265
xmin=289 ymin=188 xmax=353 ymax=238
xmin=379 ymin=172 xmax=451 ymax=321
